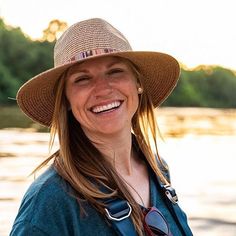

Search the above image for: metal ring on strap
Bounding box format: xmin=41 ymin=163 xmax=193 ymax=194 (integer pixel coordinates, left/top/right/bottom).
xmin=105 ymin=202 xmax=132 ymax=221
xmin=164 ymin=185 xmax=178 ymax=204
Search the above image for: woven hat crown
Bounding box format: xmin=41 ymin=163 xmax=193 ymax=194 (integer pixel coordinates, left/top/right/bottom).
xmin=16 ymin=17 xmax=180 ymax=127
xmin=54 ymin=18 xmax=132 ymax=67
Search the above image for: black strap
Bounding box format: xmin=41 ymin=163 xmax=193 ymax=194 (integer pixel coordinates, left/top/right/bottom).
xmin=155 ymin=179 xmax=193 ymax=236
xmin=102 ymin=136 xmax=192 ymax=235
xmin=104 ymin=198 xmax=137 ymax=236
xmin=153 ymin=154 xmax=193 ymax=235
xmin=103 ymin=183 xmax=192 ymax=236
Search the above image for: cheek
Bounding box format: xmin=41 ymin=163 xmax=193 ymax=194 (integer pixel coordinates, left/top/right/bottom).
xmin=67 ymin=93 xmax=85 ymax=112
xmin=65 ymin=87 xmax=91 ymax=125
xmin=133 ymin=92 xmax=140 ymax=110
xmin=65 ymin=83 xmax=72 ymax=105
xmin=126 ymin=83 xmax=140 ymax=109
xmin=65 ymin=85 xmax=83 ymax=108
xmin=67 ymin=94 xmax=86 ymax=124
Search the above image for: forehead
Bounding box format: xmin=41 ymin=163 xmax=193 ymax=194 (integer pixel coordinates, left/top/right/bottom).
xmin=68 ymin=56 xmax=126 ymax=74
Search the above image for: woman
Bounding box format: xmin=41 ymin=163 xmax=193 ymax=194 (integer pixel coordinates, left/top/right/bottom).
xmin=10 ymin=18 xmax=193 ymax=235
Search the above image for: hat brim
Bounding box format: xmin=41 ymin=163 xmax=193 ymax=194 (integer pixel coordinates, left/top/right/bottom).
xmin=17 ymin=51 xmax=180 ymax=127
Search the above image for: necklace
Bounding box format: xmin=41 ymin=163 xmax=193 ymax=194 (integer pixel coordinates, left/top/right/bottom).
xmin=112 ymin=150 xmax=146 ymax=207
xmin=120 ymin=176 xmax=145 ymax=207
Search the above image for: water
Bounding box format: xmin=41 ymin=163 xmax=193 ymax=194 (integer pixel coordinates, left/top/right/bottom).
xmin=161 ymin=135 xmax=236 ymax=235
xmin=1 ymin=108 xmax=236 ymax=236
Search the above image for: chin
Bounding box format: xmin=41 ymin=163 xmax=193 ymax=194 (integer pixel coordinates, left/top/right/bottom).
xmin=96 ymin=125 xmax=127 ymax=136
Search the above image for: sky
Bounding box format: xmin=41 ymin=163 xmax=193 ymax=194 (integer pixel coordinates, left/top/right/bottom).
xmin=0 ymin=0 xmax=236 ymax=71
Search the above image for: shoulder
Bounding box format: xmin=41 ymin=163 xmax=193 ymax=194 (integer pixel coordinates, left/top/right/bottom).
xmin=10 ymin=166 xmax=80 ymax=235
xmin=21 ymin=166 xmax=74 ymax=209
xmin=10 ymin=166 xmax=116 ymax=236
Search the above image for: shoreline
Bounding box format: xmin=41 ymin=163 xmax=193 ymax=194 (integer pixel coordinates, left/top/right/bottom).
xmin=1 ymin=107 xmax=236 ymax=136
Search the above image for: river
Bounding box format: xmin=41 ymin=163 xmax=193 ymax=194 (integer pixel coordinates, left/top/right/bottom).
xmin=0 ymin=107 xmax=236 ymax=236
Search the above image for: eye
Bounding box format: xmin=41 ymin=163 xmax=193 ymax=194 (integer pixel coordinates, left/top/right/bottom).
xmin=74 ymin=75 xmax=91 ymax=84
xmin=107 ymin=68 xmax=124 ymax=76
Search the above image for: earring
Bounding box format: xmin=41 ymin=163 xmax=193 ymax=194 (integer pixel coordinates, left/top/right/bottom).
xmin=137 ymin=87 xmax=143 ymax=94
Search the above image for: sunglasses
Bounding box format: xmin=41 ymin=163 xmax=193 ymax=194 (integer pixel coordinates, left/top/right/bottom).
xmin=142 ymin=206 xmax=171 ymax=236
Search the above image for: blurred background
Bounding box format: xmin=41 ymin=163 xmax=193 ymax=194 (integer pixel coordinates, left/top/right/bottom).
xmin=0 ymin=0 xmax=236 ymax=235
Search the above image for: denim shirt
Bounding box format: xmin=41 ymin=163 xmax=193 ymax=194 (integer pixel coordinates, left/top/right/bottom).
xmin=10 ymin=166 xmax=187 ymax=235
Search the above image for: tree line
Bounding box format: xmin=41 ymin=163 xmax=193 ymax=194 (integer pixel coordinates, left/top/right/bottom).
xmin=1 ymin=18 xmax=236 ymax=108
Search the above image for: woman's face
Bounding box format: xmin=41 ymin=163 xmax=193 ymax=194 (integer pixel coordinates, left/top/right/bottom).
xmin=65 ymin=56 xmax=140 ymax=138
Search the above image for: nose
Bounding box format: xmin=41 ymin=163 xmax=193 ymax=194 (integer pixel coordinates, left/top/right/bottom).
xmin=93 ymin=75 xmax=113 ymax=97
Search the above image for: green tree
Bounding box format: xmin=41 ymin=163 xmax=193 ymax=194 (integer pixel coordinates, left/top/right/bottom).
xmin=203 ymin=67 xmax=236 ymax=107
xmin=1 ymin=18 xmax=236 ymax=108
xmin=163 ymin=69 xmax=205 ymax=107
xmin=0 ymin=18 xmax=54 ymax=104
xmin=164 ymin=66 xmax=236 ymax=108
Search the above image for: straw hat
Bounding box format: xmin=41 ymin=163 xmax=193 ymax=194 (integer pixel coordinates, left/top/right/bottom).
xmin=17 ymin=18 xmax=180 ymax=127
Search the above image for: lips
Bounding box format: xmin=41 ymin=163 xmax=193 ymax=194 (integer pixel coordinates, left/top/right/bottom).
xmin=91 ymin=101 xmax=122 ymax=113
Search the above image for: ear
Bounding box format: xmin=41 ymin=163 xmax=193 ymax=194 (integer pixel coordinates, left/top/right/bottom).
xmin=137 ymin=87 xmax=143 ymax=94
xmin=136 ymin=81 xmax=142 ymax=93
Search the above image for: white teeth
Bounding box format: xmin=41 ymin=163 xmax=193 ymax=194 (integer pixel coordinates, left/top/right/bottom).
xmin=92 ymin=101 xmax=121 ymax=113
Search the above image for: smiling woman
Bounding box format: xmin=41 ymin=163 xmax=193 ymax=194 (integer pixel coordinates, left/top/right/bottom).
xmin=10 ymin=18 xmax=193 ymax=236
xmin=65 ymin=57 xmax=140 ymax=137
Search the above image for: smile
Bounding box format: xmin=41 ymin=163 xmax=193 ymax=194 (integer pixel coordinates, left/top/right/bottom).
xmin=91 ymin=101 xmax=122 ymax=113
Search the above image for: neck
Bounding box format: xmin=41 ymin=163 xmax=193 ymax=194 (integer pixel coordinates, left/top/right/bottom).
xmin=84 ymin=129 xmax=135 ymax=175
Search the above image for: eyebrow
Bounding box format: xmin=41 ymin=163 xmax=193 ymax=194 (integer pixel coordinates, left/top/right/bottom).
xmin=107 ymin=60 xmax=124 ymax=68
xmin=69 ymin=59 xmax=124 ymax=74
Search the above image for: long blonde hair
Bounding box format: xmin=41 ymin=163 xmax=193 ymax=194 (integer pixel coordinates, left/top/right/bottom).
xmin=36 ymin=57 xmax=168 ymax=235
